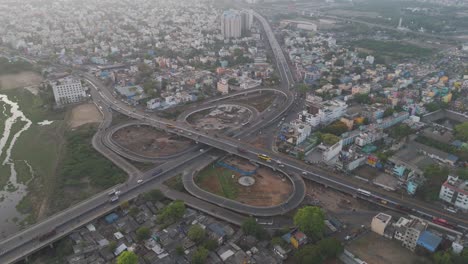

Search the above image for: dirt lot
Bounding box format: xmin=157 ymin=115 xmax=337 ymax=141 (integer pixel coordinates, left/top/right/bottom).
xmin=196 ymin=157 xmax=292 ymax=206
xmin=0 ymin=71 xmax=43 ymax=89
xmin=348 ymin=232 xmax=430 ymax=264
xmin=232 ymin=92 xmax=276 ymax=112
xmin=68 ymin=104 xmax=103 ymax=129
xmin=188 ymin=105 xmax=251 ymax=131
xmin=112 ymin=125 xmax=193 ymax=157
xmin=305 ymin=181 xmax=366 ymax=213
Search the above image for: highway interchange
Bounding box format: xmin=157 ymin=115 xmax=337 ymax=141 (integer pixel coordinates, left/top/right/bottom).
xmin=0 ymin=10 xmax=467 ymax=264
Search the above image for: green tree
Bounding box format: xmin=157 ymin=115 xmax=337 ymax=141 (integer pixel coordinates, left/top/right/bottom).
xmin=417 ymin=164 xmax=450 ymax=201
xmin=192 ymin=247 xmax=209 ymax=264
xmin=136 ymin=227 xmax=151 ymax=241
xmin=297 ymin=83 xmax=310 ymax=94
xmin=388 ymin=124 xmax=413 ymax=140
xmin=294 ymin=244 xmax=323 ymax=264
xmin=157 ymin=200 xmax=185 ymax=225
xmin=175 ymin=245 xmax=185 ymax=255
xmin=117 ymin=251 xmax=138 ymax=264
xmin=142 ymin=189 xmax=164 ymax=202
xmin=241 ymin=217 xmax=268 ymax=240
xmin=383 ymin=107 xmax=395 ymax=118
xmin=317 ymin=238 xmax=344 ymax=258
xmin=454 ymin=122 xmax=468 ymax=141
xmin=354 ymin=93 xmax=371 ymax=104
xmin=120 ymin=201 xmax=130 ymax=210
xmin=271 ymin=237 xmax=286 ymax=247
xmin=203 ymin=238 xmax=219 ymax=251
xmin=129 ymin=207 xmax=140 ymax=218
xmin=334 ymin=58 xmax=344 ymax=67
xmin=433 ymin=251 xmax=452 ymax=264
xmin=188 ymin=224 xmax=206 ymax=244
xmin=293 ymin=206 xmax=325 ymax=240
xmin=322 ymin=121 xmax=348 ymax=136
xmin=320 ymin=133 xmax=340 ymax=146
xmin=108 ymin=241 xmax=117 ymax=252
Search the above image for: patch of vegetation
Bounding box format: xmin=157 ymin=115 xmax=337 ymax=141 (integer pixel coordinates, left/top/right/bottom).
xmin=164 ymin=174 xmax=185 ymax=192
xmin=157 ymin=200 xmax=185 ymax=226
xmin=241 ymin=217 xmax=269 ymax=240
xmin=294 ymin=238 xmax=344 ymax=264
xmin=15 ymin=160 xmax=33 ymax=184
xmin=417 ymin=164 xmax=449 ymax=202
xmin=387 ymin=124 xmax=413 ymax=140
xmin=350 ymin=39 xmax=433 ymax=60
xmin=416 ymin=135 xmax=467 ymax=162
xmin=196 ymin=165 xmax=238 ymax=199
xmin=50 ymin=124 xmax=126 ymax=212
xmin=0 ymin=58 xmax=37 ymax=75
xmin=321 ymin=121 xmax=348 ymax=136
xmin=318 ymin=133 xmax=340 ymax=146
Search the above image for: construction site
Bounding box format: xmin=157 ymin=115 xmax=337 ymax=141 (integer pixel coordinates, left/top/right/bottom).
xmin=195 ymin=156 xmax=292 ymax=207
xmin=112 ymin=125 xmax=193 ymax=157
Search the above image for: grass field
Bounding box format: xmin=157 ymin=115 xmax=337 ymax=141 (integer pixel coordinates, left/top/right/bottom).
xmin=196 ymin=165 xmax=239 ymax=200
xmin=350 ymin=39 xmax=433 ymax=61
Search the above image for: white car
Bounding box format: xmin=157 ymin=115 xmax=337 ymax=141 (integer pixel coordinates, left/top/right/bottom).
xmin=137 ymin=179 xmax=143 ymax=184
xmin=302 ymin=171 xmax=308 ymax=175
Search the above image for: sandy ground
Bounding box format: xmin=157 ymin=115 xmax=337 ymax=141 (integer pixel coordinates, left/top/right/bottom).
xmin=347 ymin=232 xmax=430 ymax=264
xmin=188 ymin=106 xmax=251 ymax=131
xmin=68 ymin=104 xmax=103 ymax=129
xmin=112 ymin=125 xmax=193 ymax=157
xmin=198 ymin=158 xmax=293 ymax=206
xmin=0 ymin=72 xmax=43 ymax=89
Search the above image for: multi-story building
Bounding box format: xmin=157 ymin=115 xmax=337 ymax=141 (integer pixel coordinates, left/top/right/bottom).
xmin=439 ymin=175 xmax=468 ymax=210
xmin=51 ymin=77 xmax=86 ymax=106
xmin=371 ymin=213 xmax=392 ymax=236
xmin=298 ymin=99 xmax=347 ymax=128
xmin=240 ymin=10 xmax=253 ymax=36
xmin=221 ymin=10 xmax=242 ymax=39
xmin=217 ymin=79 xmax=229 ymax=95
xmin=395 ymin=218 xmax=427 ymax=251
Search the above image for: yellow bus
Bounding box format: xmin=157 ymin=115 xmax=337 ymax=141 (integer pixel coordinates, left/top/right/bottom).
xmin=257 ymin=154 xmax=271 ymax=162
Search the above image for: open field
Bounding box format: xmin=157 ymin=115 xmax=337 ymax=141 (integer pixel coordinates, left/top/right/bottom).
xmin=68 ymin=103 xmax=102 ymax=129
xmin=347 ymin=232 xmax=430 ymax=264
xmin=112 ymin=125 xmax=193 ymax=157
xmin=0 ymin=72 xmax=43 ymax=90
xmin=196 ymin=157 xmax=292 ymax=206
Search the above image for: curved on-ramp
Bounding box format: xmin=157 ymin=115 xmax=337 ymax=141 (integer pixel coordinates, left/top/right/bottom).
xmin=102 ymin=121 xmax=198 ymax=163
xmin=182 ymin=157 xmax=306 ymax=217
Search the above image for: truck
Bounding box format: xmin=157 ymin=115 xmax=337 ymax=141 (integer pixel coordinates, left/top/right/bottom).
xmin=165 ymin=124 xmax=175 ymax=129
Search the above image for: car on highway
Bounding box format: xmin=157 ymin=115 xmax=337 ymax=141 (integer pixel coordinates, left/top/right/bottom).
xmin=152 ymin=169 xmax=163 ymax=176
xmin=109 ymin=195 xmax=119 ymax=203
xmin=137 ymin=179 xmax=143 ymax=184
xmin=199 ymin=149 xmax=204 ymax=152
xmin=302 ymin=171 xmax=307 ymax=175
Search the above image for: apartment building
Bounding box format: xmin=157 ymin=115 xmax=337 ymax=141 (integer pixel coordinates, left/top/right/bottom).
xmin=401 ymin=218 xmax=427 ymax=251
xmin=51 ymin=77 xmax=86 ymax=106
xmin=439 ymin=175 xmax=468 ymax=210
xmin=298 ymin=99 xmax=347 ymax=128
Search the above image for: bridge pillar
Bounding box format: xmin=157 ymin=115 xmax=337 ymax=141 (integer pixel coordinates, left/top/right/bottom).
xmin=49 ymin=243 xmax=54 ymax=249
